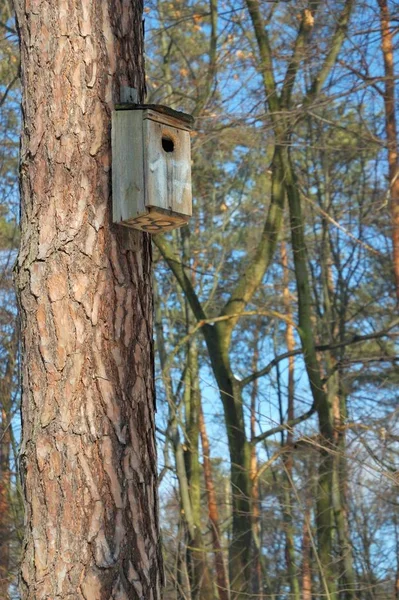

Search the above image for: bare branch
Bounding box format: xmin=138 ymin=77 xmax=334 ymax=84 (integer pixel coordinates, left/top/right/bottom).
xmin=252 ymin=405 xmax=316 ymax=446
xmin=154 ymin=234 xmax=207 ymax=323
xmin=306 ymin=0 xmax=356 ymax=103
xmin=240 ymin=319 xmax=399 ymax=389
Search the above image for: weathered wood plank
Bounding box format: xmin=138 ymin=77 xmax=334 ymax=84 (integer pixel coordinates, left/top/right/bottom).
xmin=112 ymin=110 xmax=145 ymax=223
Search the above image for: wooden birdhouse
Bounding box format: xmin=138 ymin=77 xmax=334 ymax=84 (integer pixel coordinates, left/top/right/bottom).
xmin=112 ymin=104 xmax=193 ymax=233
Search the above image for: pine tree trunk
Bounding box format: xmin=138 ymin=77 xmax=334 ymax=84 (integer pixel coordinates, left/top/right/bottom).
xmin=14 ymin=1 xmax=162 ymax=598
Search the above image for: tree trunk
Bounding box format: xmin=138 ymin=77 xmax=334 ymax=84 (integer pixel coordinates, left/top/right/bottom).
xmin=0 ymin=406 xmax=11 ymax=599
xmin=284 ymin=146 xmax=337 ymax=599
xmin=301 ymin=499 xmax=312 ymax=600
xmin=377 ymin=0 xmax=399 ymax=302
xmin=205 ymin=325 xmax=252 ymax=600
xmin=180 ymin=227 xmax=214 ymax=600
xmin=14 ymin=1 xmax=162 ymax=598
xmin=199 ymin=404 xmax=230 ymax=600
xmin=0 ymin=328 xmax=18 ymax=599
xmin=250 ymin=338 xmax=262 ymax=600
xmin=319 ymin=189 xmax=355 ymax=600
xmin=329 ymin=383 xmax=355 ymax=600
xmin=183 ymin=342 xmax=214 ymax=600
xmin=281 ymin=241 xmax=300 ymax=600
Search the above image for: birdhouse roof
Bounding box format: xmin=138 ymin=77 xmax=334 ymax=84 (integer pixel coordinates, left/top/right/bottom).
xmin=115 ymin=103 xmax=194 ymax=129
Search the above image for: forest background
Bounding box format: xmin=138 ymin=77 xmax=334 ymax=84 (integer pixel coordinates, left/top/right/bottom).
xmin=0 ymin=0 xmax=398 ymax=599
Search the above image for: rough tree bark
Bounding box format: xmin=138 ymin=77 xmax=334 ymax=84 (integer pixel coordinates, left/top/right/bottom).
xmin=14 ymin=1 xmax=162 ymax=598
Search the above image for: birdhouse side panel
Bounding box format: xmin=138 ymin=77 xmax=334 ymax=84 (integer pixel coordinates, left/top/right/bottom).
xmin=112 ymin=110 xmax=145 ymax=223
xmin=143 ymin=118 xmax=192 ymax=218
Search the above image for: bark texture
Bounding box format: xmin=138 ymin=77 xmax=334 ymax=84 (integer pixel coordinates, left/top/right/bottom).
xmin=14 ymin=1 xmax=162 ymax=598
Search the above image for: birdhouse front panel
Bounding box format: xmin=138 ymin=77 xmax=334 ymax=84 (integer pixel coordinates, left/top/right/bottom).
xmin=112 ymin=105 xmax=193 ymax=233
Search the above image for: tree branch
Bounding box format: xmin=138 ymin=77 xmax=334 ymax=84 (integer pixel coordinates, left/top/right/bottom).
xmin=252 ymin=404 xmax=316 ymax=446
xmin=244 ymin=0 xmax=280 ymax=118
xmin=0 ymin=75 xmax=18 ymax=109
xmin=153 ymin=235 xmax=207 ymax=323
xmin=192 ymin=0 xmax=218 ymax=117
xmin=160 ymin=309 xmax=298 ymax=375
xmin=218 ymin=149 xmax=285 ymax=342
xmin=306 ymin=0 xmax=355 ymax=103
xmin=0 ymin=20 xmax=17 ymax=35
xmin=280 ymin=3 xmax=321 ymax=109
xmin=240 ymin=318 xmax=399 ymax=388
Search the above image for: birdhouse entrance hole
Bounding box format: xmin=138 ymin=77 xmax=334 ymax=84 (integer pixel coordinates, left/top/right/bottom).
xmin=162 ymin=136 xmax=175 ymax=153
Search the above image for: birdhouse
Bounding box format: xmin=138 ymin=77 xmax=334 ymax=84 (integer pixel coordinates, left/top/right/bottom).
xmin=112 ymin=104 xmax=193 ymax=233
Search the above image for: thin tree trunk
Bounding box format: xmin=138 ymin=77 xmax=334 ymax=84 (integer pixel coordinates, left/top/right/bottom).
xmin=176 ymin=522 xmax=190 ymax=600
xmin=0 ymin=406 xmax=11 ymax=599
xmin=199 ymin=404 xmax=230 ymax=600
xmin=0 ymin=328 xmax=18 ymax=598
xmin=155 ymin=268 xmax=213 ymax=600
xmin=249 ymin=330 xmax=263 ymax=600
xmin=331 ymin=449 xmax=355 ymax=600
xmin=302 ymin=500 xmax=312 ymax=600
xmin=183 ymin=341 xmax=214 ymax=600
xmin=284 ymin=148 xmax=337 ymax=599
xmin=14 ymin=1 xmax=162 ymax=597
xmin=207 ymin=334 xmax=252 ymax=600
xmin=281 ymin=241 xmax=301 ymax=600
xmin=154 ymin=283 xmax=202 ymax=599
xmin=329 ymin=372 xmax=355 ymax=600
xmin=319 ymin=175 xmax=355 ymax=600
xmin=377 ymin=0 xmax=399 ymax=301
xmin=180 ymin=227 xmax=213 ymax=600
